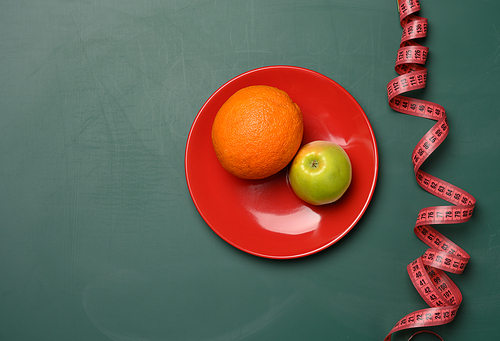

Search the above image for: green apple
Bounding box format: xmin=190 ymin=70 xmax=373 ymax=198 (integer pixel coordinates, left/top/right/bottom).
xmin=288 ymin=140 xmax=352 ymax=205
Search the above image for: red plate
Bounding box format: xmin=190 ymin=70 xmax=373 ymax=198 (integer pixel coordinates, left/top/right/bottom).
xmin=185 ymin=66 xmax=378 ymax=259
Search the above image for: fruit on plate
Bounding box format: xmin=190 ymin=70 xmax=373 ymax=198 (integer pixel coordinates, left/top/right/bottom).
xmin=288 ymin=140 xmax=352 ymax=205
xmin=211 ymin=85 xmax=303 ymax=179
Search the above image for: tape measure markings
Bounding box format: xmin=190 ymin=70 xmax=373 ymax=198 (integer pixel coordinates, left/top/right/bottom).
xmin=384 ymin=1 xmax=476 ymax=340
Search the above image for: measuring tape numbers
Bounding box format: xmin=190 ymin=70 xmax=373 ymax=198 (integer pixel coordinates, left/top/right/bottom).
xmin=384 ymin=1 xmax=476 ymax=340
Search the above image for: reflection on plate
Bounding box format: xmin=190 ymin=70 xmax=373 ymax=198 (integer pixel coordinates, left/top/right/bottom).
xmin=185 ymin=65 xmax=378 ymax=259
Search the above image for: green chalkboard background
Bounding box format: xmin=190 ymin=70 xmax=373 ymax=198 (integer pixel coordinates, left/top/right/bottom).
xmin=1 ymin=1 xmax=499 ymax=340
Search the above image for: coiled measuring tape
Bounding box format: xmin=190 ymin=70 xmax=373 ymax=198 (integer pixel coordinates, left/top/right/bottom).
xmin=384 ymin=1 xmax=476 ymax=340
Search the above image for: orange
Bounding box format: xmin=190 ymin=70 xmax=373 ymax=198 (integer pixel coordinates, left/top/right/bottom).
xmin=211 ymin=85 xmax=303 ymax=180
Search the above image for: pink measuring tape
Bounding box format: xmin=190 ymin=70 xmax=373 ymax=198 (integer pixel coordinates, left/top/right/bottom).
xmin=384 ymin=1 xmax=476 ymax=340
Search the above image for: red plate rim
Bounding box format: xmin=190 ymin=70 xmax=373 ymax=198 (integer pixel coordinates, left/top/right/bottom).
xmin=185 ymin=65 xmax=378 ymax=259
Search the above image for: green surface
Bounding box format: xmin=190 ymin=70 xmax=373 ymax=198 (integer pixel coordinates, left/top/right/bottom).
xmin=1 ymin=1 xmax=499 ymax=340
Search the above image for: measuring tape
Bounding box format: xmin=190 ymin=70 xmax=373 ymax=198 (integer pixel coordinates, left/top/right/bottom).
xmin=384 ymin=1 xmax=476 ymax=340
